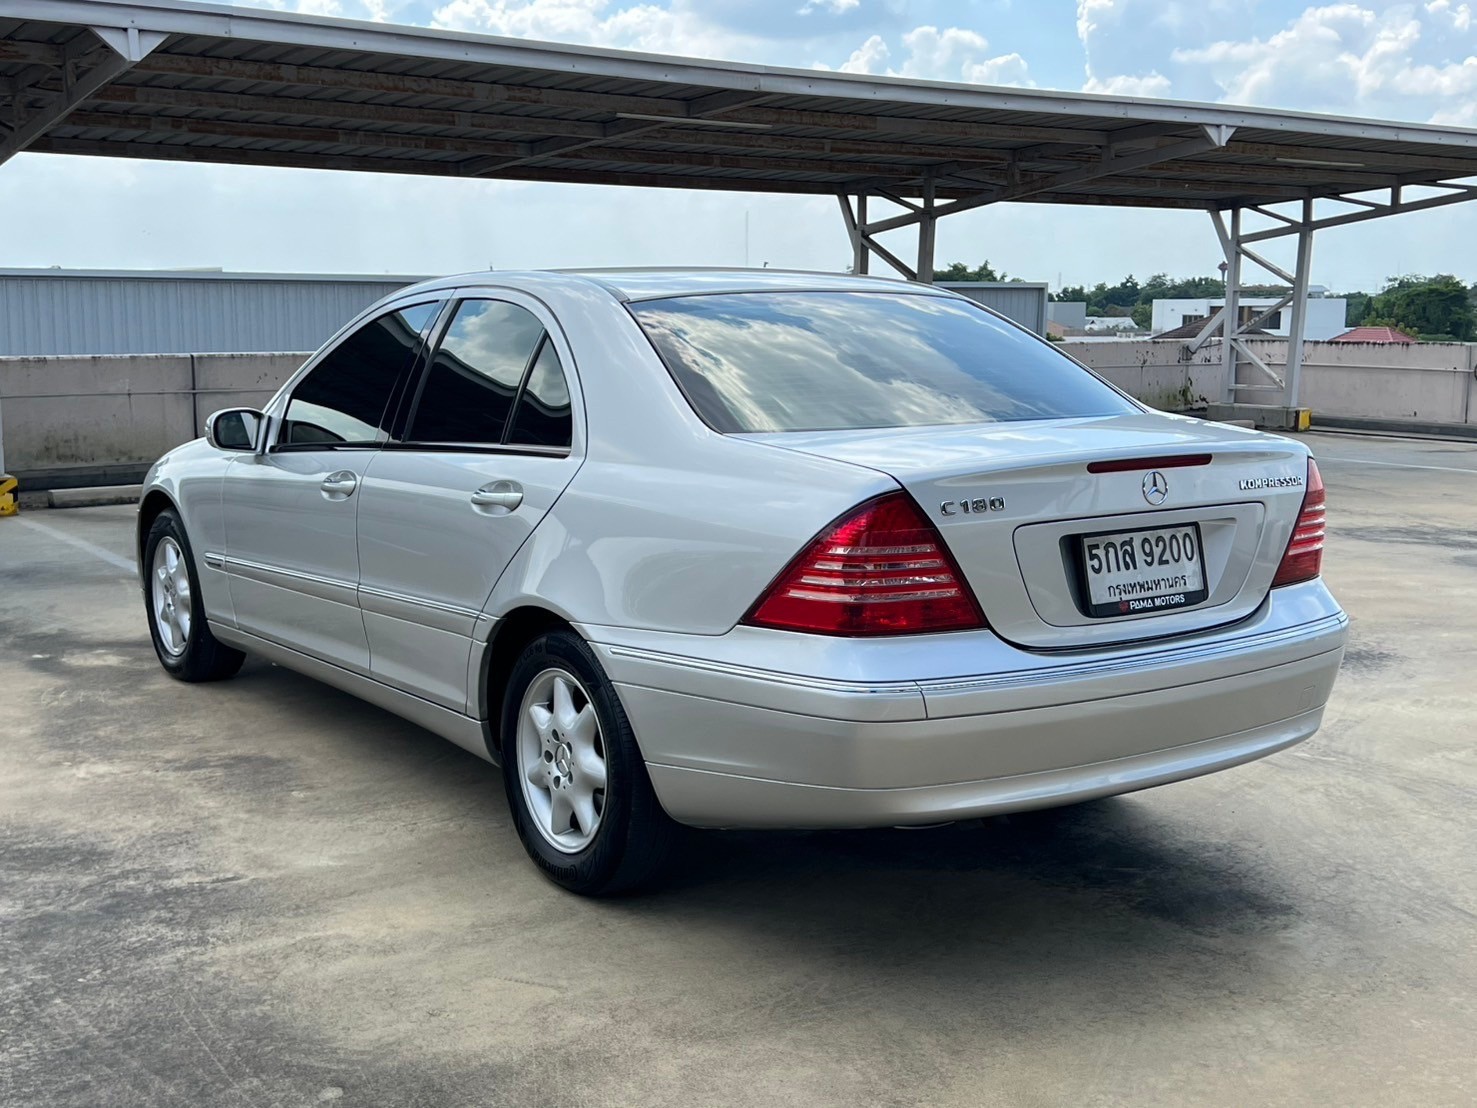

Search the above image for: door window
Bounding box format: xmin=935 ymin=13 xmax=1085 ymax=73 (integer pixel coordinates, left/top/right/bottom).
xmin=408 ymin=299 xmax=545 ymax=446
xmin=280 ymin=302 xmax=440 ymax=447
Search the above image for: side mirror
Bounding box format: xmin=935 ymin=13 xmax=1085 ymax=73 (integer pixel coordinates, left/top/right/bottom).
xmin=205 ymin=408 xmax=264 ymax=452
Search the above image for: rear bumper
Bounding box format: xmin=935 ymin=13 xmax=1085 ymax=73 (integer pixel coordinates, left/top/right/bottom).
xmin=584 ymin=580 xmax=1347 ymax=829
xmin=645 ymin=711 xmax=1323 ymax=829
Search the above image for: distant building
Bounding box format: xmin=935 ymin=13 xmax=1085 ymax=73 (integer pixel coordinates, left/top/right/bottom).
xmin=1330 ymin=326 xmax=1417 ymax=344
xmin=1083 ymin=315 xmax=1141 ymax=333
xmin=1047 ymin=301 xmax=1087 ymax=331
xmin=1150 ymin=292 xmax=1347 ymax=342
xmin=937 ymin=282 xmax=1049 ymax=335
xmin=0 ymin=268 xmax=420 ymax=356
xmin=1153 ymin=319 xmax=1271 ymax=341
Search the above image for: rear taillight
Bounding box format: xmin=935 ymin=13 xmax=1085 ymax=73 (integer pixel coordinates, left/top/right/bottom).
xmin=744 ymin=492 xmax=986 ymax=636
xmin=1272 ymin=459 xmax=1326 ymax=587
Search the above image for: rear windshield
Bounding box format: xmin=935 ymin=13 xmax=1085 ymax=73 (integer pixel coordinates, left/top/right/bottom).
xmin=629 ymin=290 xmax=1137 ymax=433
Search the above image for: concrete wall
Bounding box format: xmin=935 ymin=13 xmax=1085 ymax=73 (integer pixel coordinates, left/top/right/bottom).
xmin=1061 ymin=337 xmax=1477 ymax=425
xmin=4 ymin=340 xmax=1476 ymax=484
xmin=1060 ymin=339 xmax=1227 ymax=411
xmin=1239 ymin=339 xmax=1477 ymax=423
xmin=0 ymin=352 xmax=303 ymax=481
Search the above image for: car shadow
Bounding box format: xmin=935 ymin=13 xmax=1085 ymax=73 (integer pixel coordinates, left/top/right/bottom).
xmin=226 ymin=657 xmax=1303 ymax=991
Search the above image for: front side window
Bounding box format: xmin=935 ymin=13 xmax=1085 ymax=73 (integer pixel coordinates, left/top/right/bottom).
xmin=408 ymin=299 xmax=574 ymax=451
xmin=629 ymin=291 xmax=1137 ymax=434
xmin=281 ymin=302 xmax=439 ymax=446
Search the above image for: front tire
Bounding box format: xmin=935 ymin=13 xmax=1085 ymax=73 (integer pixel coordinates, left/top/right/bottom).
xmin=143 ymin=509 xmax=245 ymax=682
xmin=501 ymin=630 xmax=678 ymax=895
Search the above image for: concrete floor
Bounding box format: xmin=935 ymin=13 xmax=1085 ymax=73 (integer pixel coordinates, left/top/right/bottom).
xmin=1 ymin=430 xmax=1473 ymax=1107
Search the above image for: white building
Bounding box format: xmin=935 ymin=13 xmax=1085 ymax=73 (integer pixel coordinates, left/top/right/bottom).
xmin=1150 ymin=290 xmax=1347 ymax=341
xmin=1083 ymin=315 xmax=1141 ymax=333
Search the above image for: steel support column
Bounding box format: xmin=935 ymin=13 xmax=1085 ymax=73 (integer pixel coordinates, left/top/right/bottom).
xmin=917 ymin=176 xmax=937 ymax=283
xmin=1283 ymin=199 xmax=1316 ymax=408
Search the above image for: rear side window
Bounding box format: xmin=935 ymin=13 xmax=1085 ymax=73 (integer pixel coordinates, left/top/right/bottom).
xmin=629 ymin=291 xmax=1136 ymax=433
xmin=506 ymin=340 xmax=573 ymax=448
xmin=281 ymin=302 xmax=439 ymax=446
xmin=409 ymin=299 xmax=545 ymax=445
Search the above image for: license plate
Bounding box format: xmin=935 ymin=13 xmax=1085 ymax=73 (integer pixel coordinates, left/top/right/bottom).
xmin=1079 ymin=524 xmax=1208 ymax=618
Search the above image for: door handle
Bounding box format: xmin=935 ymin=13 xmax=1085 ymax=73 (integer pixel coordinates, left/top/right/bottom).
xmin=320 ymin=471 xmax=358 ymax=499
xmin=470 ymin=480 xmax=523 ymax=511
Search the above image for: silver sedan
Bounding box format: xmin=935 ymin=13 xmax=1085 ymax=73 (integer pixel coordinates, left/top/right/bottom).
xmin=138 ymin=270 xmax=1346 ymax=894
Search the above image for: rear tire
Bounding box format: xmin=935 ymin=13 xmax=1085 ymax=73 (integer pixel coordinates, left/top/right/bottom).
xmin=143 ymin=509 xmax=245 ymax=682
xmin=500 ymin=630 xmax=679 ymax=896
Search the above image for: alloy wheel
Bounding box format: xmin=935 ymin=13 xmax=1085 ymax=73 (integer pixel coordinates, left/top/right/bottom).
xmin=150 ymin=536 xmax=192 ymax=657
xmin=516 ymin=667 xmax=608 ymax=853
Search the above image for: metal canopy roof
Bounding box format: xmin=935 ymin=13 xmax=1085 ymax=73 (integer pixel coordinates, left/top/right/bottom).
xmin=5 ymin=0 xmax=1477 ymax=211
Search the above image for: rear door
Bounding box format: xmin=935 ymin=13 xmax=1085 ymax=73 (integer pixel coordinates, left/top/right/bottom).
xmin=355 ymin=293 xmax=583 ymax=710
xmin=220 ymin=300 xmax=441 ymax=673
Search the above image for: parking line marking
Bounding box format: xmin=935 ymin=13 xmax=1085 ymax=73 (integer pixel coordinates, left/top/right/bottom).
xmin=16 ymin=517 xmax=137 ymax=573
xmin=1319 ymin=456 xmax=1477 ymax=475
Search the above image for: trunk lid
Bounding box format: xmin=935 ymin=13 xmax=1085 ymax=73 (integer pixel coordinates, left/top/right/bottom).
xmin=743 ymin=412 xmax=1311 ymax=649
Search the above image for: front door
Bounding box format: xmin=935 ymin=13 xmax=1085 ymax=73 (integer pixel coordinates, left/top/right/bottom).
xmin=355 ymin=295 xmax=583 ymax=709
xmin=221 ymin=301 xmax=441 ymax=674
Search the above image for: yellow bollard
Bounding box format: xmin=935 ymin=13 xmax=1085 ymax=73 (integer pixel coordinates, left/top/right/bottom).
xmin=0 ymin=474 xmax=17 ymax=517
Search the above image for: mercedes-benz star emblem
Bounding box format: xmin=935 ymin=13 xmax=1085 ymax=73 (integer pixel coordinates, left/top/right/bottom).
xmin=1142 ymin=470 xmax=1169 ymax=506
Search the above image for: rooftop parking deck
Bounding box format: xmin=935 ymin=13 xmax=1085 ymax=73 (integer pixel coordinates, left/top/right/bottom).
xmin=1 ymin=430 xmax=1474 ymax=1106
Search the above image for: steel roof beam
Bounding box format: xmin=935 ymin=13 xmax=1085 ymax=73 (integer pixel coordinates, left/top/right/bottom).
xmin=861 ymin=128 xmax=1234 ymax=235
xmin=89 ymin=84 xmax=611 ymax=138
xmin=1237 ymin=183 xmax=1477 ymax=243
xmin=135 ymin=53 xmax=696 ymax=116
xmin=0 ymin=39 xmax=65 ymax=65
xmin=0 ymin=27 xmax=149 ymax=167
xmin=463 ymin=92 xmax=781 ymax=177
xmin=60 ymin=110 xmax=534 ymax=157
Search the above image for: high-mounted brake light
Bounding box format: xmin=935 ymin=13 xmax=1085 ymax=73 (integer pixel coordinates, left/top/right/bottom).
xmin=1272 ymin=458 xmax=1326 ymax=587
xmin=744 ymin=492 xmax=986 ymax=636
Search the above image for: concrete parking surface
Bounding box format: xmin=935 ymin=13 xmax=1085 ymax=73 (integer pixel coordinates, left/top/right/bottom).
xmin=1 ymin=430 xmax=1474 ymax=1107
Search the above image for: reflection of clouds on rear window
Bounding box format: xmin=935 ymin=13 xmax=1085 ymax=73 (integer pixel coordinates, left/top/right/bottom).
xmin=631 ymin=291 xmax=1133 ymax=434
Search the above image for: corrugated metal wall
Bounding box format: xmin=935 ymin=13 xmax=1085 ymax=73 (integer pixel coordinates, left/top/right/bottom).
xmin=938 ymin=282 xmax=1049 ymax=336
xmin=0 ymin=270 xmax=421 ymax=356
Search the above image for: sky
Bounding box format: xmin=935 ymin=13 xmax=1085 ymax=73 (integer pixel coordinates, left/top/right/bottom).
xmin=5 ymin=0 xmax=1477 ymax=292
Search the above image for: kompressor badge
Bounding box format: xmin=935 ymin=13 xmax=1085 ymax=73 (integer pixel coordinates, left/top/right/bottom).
xmin=1239 ymin=475 xmax=1305 ymax=490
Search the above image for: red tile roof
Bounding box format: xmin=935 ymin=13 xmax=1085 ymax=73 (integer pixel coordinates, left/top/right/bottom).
xmin=1330 ymin=326 xmax=1417 ymax=343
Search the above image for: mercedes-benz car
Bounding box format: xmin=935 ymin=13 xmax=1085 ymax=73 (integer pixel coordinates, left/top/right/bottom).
xmin=137 ymin=269 xmax=1346 ymax=895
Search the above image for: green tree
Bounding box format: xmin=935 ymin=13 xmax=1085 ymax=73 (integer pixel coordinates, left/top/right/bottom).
xmin=1363 ymin=275 xmax=1475 ymax=340
xmin=1343 ymin=291 xmax=1373 ymax=327
xmin=933 ymin=260 xmax=1006 ymax=282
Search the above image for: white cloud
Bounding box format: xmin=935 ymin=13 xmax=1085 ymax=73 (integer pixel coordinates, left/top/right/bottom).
xmin=1075 ymin=0 xmax=1186 ymax=99
xmin=837 ymin=33 xmax=889 ymax=74
xmin=799 ymin=0 xmax=860 ymax=14
xmin=1173 ymin=3 xmax=1477 ymax=119
xmin=1427 ymin=0 xmax=1474 ymax=33
xmin=825 ymin=24 xmax=1033 ymax=86
xmin=430 ymin=0 xmax=765 ymax=59
xmin=1082 ymin=72 xmax=1172 ymax=97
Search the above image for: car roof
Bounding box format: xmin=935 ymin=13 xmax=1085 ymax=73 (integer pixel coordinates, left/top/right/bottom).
xmin=395 ymin=267 xmax=953 ymax=304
